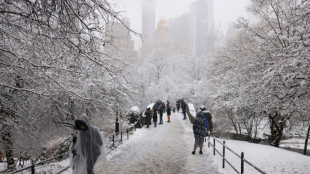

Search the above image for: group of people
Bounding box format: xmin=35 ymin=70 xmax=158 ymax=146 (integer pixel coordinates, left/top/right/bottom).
xmin=144 ymin=100 xmax=172 ymax=128
xmin=144 ymin=100 xmax=213 ymax=155
xmin=69 ymin=102 xmax=213 ymax=173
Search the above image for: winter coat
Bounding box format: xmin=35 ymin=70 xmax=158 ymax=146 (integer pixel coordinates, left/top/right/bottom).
xmin=145 ymin=109 xmax=151 ymax=121
xmin=181 ymin=101 xmax=187 ymax=113
xmin=153 ymin=110 xmax=158 ymax=121
xmin=193 ymin=112 xmax=209 ymax=138
xmin=166 ymin=105 xmax=171 ymax=115
xmin=70 ymin=114 xmax=106 ymax=174
xmin=162 ymin=103 xmax=166 ymax=111
xmin=159 ymin=109 xmax=163 ymax=117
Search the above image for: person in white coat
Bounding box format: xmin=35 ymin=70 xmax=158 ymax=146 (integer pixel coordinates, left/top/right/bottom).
xmin=70 ymin=114 xmax=106 ymax=174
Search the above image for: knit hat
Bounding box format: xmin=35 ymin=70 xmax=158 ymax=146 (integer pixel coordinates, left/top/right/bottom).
xmin=200 ymin=106 xmax=207 ymax=111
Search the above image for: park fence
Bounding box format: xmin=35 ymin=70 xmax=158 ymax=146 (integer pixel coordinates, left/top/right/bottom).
xmin=3 ymin=126 xmax=136 ymax=174
xmin=206 ymin=135 xmax=267 ymax=174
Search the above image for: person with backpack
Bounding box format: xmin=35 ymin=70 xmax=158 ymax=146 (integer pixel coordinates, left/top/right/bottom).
xmin=177 ymin=102 xmax=181 ymax=112
xmin=181 ymin=100 xmax=187 ymax=120
xmin=192 ymin=106 xmax=210 ymax=155
xmin=199 ymin=106 xmax=213 ymax=134
xmin=159 ymin=102 xmax=164 ymax=124
xmin=166 ymin=101 xmax=171 ymax=122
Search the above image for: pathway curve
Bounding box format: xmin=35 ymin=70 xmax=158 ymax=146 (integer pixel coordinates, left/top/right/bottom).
xmin=99 ymin=112 xmax=221 ymax=174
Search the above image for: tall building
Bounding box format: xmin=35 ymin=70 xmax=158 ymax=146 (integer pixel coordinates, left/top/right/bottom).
xmin=169 ymin=13 xmax=190 ymax=50
xmin=105 ymin=18 xmax=137 ymax=63
xmin=142 ymin=0 xmax=155 ymax=48
xmin=142 ymin=19 xmax=189 ymax=57
xmin=190 ymin=0 xmax=214 ymax=57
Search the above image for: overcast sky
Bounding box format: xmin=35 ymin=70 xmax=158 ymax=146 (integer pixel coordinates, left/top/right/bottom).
xmin=115 ymin=0 xmax=250 ymax=49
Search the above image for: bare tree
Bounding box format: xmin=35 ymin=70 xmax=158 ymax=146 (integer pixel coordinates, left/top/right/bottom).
xmin=0 ymin=0 xmax=139 ymax=170
xmin=208 ymin=0 xmax=310 ymax=147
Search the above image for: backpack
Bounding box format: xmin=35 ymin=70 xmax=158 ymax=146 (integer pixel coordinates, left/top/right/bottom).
xmin=201 ymin=113 xmax=210 ymax=131
xmin=205 ymin=112 xmax=213 ymax=131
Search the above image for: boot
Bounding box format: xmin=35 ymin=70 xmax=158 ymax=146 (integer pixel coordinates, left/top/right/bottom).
xmin=199 ymin=151 xmax=203 ymax=154
xmin=192 ymin=151 xmax=195 ymax=155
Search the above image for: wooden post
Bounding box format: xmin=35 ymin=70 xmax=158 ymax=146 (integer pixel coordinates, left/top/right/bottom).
xmin=304 ymin=125 xmax=310 ymax=155
xmin=223 ymin=141 xmax=226 ymax=168
xmin=31 ymin=159 xmax=35 ymax=174
xmin=208 ymin=136 xmax=210 ymax=147
xmin=121 ymin=131 xmax=122 ymax=142
xmin=127 ymin=129 xmax=129 ymax=139
xmin=213 ymin=137 xmax=216 ymax=155
xmin=241 ymin=152 xmax=244 ymax=174
xmin=112 ymin=134 xmax=115 ymax=146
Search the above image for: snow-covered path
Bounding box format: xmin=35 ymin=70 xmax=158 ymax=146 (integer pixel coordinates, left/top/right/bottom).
xmin=99 ymin=112 xmax=220 ymax=174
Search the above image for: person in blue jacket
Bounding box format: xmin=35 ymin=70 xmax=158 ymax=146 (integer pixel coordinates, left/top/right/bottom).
xmin=192 ymin=106 xmax=210 ymax=155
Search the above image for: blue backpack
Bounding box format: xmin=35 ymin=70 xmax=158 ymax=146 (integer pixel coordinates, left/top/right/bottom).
xmin=201 ymin=113 xmax=210 ymax=131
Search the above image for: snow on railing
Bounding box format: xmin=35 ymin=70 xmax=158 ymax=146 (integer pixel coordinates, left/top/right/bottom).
xmin=5 ymin=152 xmax=69 ymax=174
xmin=4 ymin=126 xmax=136 ymax=174
xmin=207 ymin=136 xmax=267 ymax=174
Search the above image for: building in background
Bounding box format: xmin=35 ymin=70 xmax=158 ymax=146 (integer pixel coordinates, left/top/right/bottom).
xmin=169 ymin=13 xmax=190 ymax=51
xmin=105 ymin=18 xmax=137 ymax=63
xmin=155 ymin=19 xmax=189 ymax=56
xmin=142 ymin=0 xmax=156 ymax=49
xmin=189 ymin=0 xmax=214 ymax=57
xmin=141 ymin=0 xmax=215 ymax=60
xmin=143 ymin=19 xmax=189 ymax=58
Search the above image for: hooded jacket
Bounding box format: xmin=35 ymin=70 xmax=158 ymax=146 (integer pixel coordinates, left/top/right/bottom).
xmin=193 ymin=111 xmax=209 ymax=137
xmin=70 ymin=114 xmax=105 ymax=174
xmin=181 ymin=101 xmax=187 ymax=113
xmin=153 ymin=109 xmax=158 ymax=121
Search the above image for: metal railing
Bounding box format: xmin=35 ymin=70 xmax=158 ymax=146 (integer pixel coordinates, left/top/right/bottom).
xmin=106 ymin=127 xmax=135 ymax=154
xmin=5 ymin=126 xmax=136 ymax=174
xmin=206 ymin=136 xmax=267 ymax=174
xmin=5 ymin=152 xmax=69 ymax=174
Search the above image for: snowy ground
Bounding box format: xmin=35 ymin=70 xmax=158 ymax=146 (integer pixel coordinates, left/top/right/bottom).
xmin=99 ymin=112 xmax=220 ymax=174
xmin=3 ymin=112 xmax=310 ymax=174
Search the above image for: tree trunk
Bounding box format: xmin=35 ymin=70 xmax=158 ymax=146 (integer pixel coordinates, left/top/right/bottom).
xmin=227 ymin=110 xmax=239 ymax=134
xmin=269 ymin=113 xmax=284 ymax=147
xmin=2 ymin=124 xmax=15 ymax=170
xmin=304 ymin=124 xmax=310 ymax=155
xmin=230 ymin=117 xmax=239 ymax=134
xmin=237 ymin=117 xmax=242 ymax=135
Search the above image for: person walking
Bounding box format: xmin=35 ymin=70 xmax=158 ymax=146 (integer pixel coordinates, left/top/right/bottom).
xmin=70 ymin=114 xmax=106 ymax=174
xmin=166 ymin=101 xmax=171 ymax=122
xmin=159 ymin=104 xmax=164 ymax=124
xmin=192 ymin=107 xmax=210 ymax=155
xmin=181 ymin=100 xmax=187 ymax=120
xmin=162 ymin=102 xmax=166 ymax=113
xmin=144 ymin=107 xmax=151 ymax=128
xmin=153 ymin=107 xmax=158 ymax=127
xmin=176 ymin=102 xmax=180 ymax=112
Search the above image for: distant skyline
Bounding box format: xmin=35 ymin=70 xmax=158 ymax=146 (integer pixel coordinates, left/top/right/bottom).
xmin=116 ymin=0 xmax=250 ymax=50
